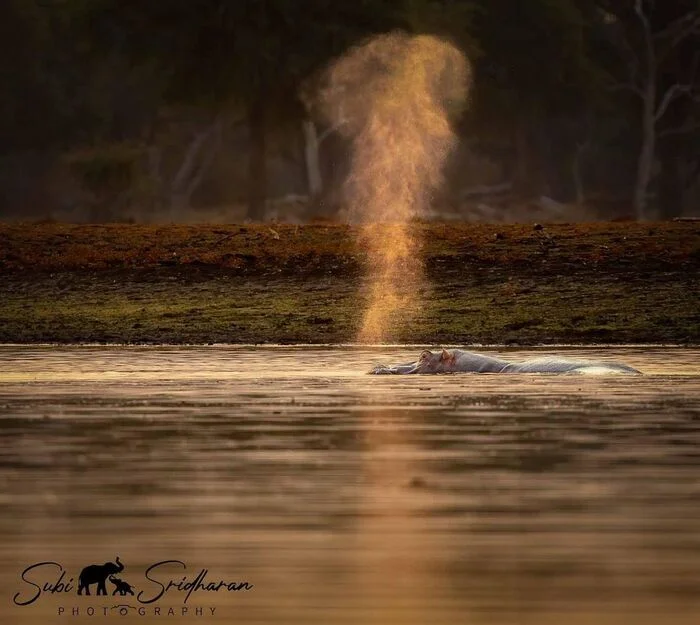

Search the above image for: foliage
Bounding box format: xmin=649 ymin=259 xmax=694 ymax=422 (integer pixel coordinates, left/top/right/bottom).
xmin=472 ymin=0 xmax=597 ymax=115
xmin=0 ymin=0 xmax=698 ymax=218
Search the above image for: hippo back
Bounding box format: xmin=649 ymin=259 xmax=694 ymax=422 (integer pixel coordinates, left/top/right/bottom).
xmin=452 ymin=350 xmax=509 ymax=373
xmin=503 ymin=357 xmax=640 ymax=374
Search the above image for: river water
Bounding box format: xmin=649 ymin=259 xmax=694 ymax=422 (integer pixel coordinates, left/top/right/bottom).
xmin=1 ymin=345 xmax=699 ymax=625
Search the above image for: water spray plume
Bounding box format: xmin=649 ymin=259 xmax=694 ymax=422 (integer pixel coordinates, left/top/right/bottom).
xmin=317 ymin=32 xmax=470 ymax=342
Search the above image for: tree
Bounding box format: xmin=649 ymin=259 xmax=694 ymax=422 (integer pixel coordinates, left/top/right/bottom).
xmin=0 ymin=0 xmax=86 ymax=153
xmin=602 ymin=0 xmax=700 ymax=218
xmin=468 ymin=0 xmax=600 ymax=198
xmin=79 ymin=0 xmax=406 ymax=219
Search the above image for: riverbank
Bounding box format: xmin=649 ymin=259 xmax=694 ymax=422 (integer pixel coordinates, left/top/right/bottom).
xmin=1 ymin=222 xmax=698 ymax=344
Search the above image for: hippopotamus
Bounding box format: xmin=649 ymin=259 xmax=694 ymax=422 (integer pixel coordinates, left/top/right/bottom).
xmin=370 ymin=348 xmax=641 ymax=375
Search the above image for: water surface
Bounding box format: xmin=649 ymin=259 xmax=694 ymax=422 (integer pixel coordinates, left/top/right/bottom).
xmin=1 ymin=346 xmax=699 ymax=624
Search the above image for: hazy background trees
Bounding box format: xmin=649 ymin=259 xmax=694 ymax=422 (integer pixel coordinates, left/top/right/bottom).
xmin=1 ymin=0 xmax=698 ymax=222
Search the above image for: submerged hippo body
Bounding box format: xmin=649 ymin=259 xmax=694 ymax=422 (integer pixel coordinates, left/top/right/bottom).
xmin=370 ymin=348 xmax=641 ymax=375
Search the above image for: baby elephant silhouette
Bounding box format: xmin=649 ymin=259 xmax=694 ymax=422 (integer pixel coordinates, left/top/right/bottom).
xmin=109 ymin=576 xmax=135 ymax=596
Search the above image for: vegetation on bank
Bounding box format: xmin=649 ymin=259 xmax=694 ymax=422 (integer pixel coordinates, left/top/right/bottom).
xmin=0 ymin=222 xmax=698 ymax=345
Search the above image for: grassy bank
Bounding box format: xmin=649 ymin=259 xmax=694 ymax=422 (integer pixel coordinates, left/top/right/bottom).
xmin=0 ymin=222 xmax=698 ymax=344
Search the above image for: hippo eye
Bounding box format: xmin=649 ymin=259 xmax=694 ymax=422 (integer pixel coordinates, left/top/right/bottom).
xmin=419 ymin=350 xmax=431 ymax=361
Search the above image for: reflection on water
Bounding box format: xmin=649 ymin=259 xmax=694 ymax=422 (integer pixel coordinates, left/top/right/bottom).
xmin=1 ymin=346 xmax=699 ymax=624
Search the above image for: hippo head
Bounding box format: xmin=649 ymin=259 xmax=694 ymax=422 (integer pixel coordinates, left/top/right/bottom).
xmin=412 ymin=349 xmax=456 ymax=373
xmin=370 ymin=348 xmax=456 ymax=374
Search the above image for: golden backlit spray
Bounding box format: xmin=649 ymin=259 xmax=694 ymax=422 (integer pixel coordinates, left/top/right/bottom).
xmin=317 ymin=32 xmax=470 ymax=342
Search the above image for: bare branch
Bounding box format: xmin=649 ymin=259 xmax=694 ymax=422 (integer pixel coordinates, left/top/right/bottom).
xmin=171 ymin=129 xmax=211 ymax=195
xmin=318 ymin=119 xmax=346 ymax=144
xmin=318 ymin=99 xmax=348 ymax=144
xmin=185 ymin=118 xmax=223 ymax=201
xmin=655 ymin=83 xmax=694 ymax=121
xmin=656 ymin=10 xmax=700 ymax=64
xmin=169 ymin=115 xmax=223 ymax=209
xmin=635 ymin=0 xmax=656 ymax=72
xmin=656 ymin=11 xmax=700 ymax=45
xmin=612 ymin=17 xmax=642 ymax=86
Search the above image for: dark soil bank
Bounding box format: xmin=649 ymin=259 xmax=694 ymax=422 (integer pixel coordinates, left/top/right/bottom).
xmin=1 ymin=222 xmax=698 ymax=344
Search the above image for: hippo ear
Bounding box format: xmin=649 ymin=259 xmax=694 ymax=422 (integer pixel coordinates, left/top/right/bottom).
xmin=440 ymin=349 xmax=450 ymax=361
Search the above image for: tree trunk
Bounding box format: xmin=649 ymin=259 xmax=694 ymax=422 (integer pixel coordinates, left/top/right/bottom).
xmin=168 ymin=118 xmax=222 ymax=215
xmin=302 ymin=119 xmax=323 ymax=199
xmin=634 ymin=96 xmax=656 ymax=220
xmin=170 ymin=128 xmax=210 ymax=213
xmin=247 ymin=97 xmax=267 ymax=221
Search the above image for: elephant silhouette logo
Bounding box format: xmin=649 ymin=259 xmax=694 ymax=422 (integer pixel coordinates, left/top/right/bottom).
xmin=109 ymin=576 xmax=135 ymax=596
xmin=77 ymin=556 xmax=125 ymax=596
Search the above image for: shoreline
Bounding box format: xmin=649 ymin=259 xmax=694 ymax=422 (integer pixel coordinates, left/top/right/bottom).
xmin=2 ymin=221 xmax=698 ymax=345
xmin=1 ymin=343 xmax=698 ymax=348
